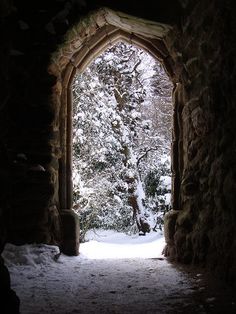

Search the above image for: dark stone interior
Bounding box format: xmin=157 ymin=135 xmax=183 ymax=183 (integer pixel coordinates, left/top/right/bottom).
xmin=0 ymin=0 xmax=235 ymax=312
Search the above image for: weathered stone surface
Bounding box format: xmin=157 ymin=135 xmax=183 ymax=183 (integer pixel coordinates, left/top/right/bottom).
xmin=164 ymin=210 xmax=180 ymax=245
xmin=191 ymin=106 xmax=209 ymax=136
xmin=60 ymin=210 xmax=80 ymax=256
xmin=163 ymin=210 xmax=180 ymax=258
xmin=163 ymin=0 xmax=236 ymax=287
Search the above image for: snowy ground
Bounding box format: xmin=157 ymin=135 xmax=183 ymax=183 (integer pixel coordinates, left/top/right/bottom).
xmin=2 ymin=230 xmax=236 ymax=314
xmin=80 ymin=229 xmax=166 ymax=259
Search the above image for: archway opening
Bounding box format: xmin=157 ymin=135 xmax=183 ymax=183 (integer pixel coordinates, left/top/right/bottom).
xmin=49 ymin=7 xmax=180 ymax=256
xmin=71 ymin=41 xmax=173 ymax=258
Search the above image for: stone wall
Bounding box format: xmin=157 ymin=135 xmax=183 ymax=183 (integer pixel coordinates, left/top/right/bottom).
xmin=0 ymin=1 xmax=63 ymax=247
xmin=164 ymin=0 xmax=236 ymax=285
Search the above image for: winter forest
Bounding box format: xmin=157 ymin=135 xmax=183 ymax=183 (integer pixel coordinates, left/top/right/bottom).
xmin=72 ymin=42 xmax=173 ymax=241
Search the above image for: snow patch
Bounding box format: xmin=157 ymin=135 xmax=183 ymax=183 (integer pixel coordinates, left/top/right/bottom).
xmin=2 ymin=243 xmax=59 ymax=267
xmin=81 ymin=229 xmax=165 ymax=259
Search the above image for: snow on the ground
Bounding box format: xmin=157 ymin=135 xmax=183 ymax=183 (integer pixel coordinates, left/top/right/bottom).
xmin=1 ymin=230 xmax=201 ymax=314
xmin=80 ymin=229 xmax=165 ymax=259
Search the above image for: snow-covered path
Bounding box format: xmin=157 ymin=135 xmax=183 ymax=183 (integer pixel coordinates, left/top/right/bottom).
xmin=2 ymin=231 xmax=235 ymax=314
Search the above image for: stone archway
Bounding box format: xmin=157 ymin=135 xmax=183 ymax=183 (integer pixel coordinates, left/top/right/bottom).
xmin=0 ymin=2 xmax=235 ymax=301
xmin=49 ymin=7 xmax=183 ymax=255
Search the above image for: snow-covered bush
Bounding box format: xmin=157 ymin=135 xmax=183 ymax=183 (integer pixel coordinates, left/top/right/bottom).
xmin=144 ymin=158 xmax=171 ymax=230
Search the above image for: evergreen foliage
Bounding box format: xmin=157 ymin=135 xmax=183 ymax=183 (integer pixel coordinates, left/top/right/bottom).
xmin=72 ymin=42 xmax=173 ymax=241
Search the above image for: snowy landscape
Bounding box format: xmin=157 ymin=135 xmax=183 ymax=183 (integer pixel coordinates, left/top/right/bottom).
xmin=79 ymin=229 xmax=166 ymax=259
xmin=1 ymin=231 xmax=192 ymax=314
xmin=3 ymin=230 xmax=234 ymax=314
xmin=72 ymin=42 xmax=173 ymax=240
xmin=2 ymin=231 xmax=170 ymax=314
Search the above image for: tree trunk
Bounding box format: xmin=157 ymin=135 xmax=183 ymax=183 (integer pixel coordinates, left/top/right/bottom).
xmin=114 ymin=84 xmax=150 ymax=234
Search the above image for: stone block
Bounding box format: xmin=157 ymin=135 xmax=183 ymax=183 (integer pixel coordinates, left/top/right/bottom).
xmin=164 ymin=210 xmax=180 ymax=245
xmin=60 ymin=210 xmax=80 ymax=256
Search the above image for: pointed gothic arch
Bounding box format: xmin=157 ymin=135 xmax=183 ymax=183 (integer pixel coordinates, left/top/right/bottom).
xmin=49 ymin=7 xmax=182 ymax=254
